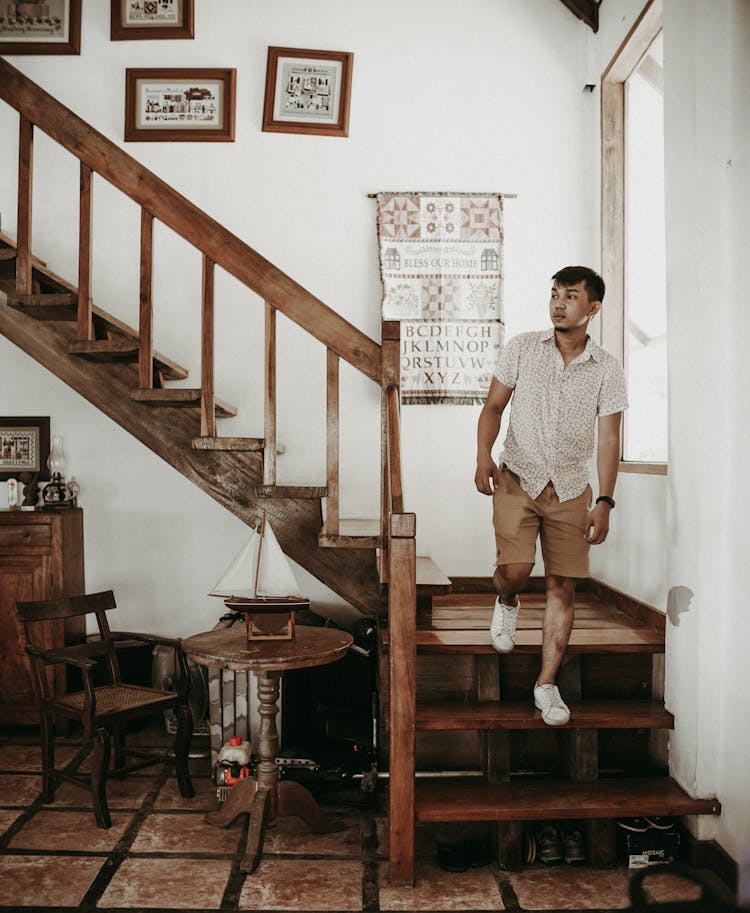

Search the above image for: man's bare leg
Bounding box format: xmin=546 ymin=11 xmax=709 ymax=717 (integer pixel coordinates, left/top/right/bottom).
xmin=538 ymin=574 xmax=576 ymax=684
xmin=493 ymin=562 xmax=534 ymax=603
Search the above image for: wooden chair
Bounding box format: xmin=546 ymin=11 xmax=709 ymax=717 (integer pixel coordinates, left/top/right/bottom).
xmin=15 ymin=589 xmax=195 ymax=828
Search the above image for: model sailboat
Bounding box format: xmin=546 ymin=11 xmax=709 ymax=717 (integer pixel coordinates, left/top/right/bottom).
xmin=210 ymin=512 xmax=309 ymax=640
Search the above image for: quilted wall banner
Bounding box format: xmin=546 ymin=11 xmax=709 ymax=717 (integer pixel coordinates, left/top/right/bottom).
xmin=376 ymin=192 xmax=504 ymax=404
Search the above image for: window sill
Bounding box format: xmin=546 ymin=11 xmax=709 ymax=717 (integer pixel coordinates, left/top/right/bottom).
xmin=619 ymin=461 xmax=668 ymax=476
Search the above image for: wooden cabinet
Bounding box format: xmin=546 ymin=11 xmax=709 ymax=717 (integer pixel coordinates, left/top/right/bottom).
xmin=0 ymin=509 xmax=85 ymax=724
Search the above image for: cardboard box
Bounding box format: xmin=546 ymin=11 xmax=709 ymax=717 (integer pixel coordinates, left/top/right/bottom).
xmin=626 ymin=830 xmax=680 ymax=868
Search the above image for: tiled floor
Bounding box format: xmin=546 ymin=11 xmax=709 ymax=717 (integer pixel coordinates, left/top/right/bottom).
xmin=0 ymin=724 xmax=735 ymax=913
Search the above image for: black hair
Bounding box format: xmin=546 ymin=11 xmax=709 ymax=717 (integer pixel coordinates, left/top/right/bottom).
xmin=551 ymin=266 xmax=605 ymax=304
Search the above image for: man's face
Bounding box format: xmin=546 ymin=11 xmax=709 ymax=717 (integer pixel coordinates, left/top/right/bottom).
xmin=549 ymin=281 xmax=600 ymax=331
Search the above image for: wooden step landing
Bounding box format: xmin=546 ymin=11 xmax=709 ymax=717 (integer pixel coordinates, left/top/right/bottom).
xmin=414 ymin=777 xmax=721 ymax=823
xmin=257 ymin=485 xmax=327 ymax=498
xmin=416 ymin=557 xmax=452 ymax=595
xmin=415 ymin=699 xmax=674 ymax=731
xmin=130 ymin=388 xmax=237 ymax=417
xmin=319 ymin=518 xmax=381 ymax=548
xmin=191 ymin=437 xmax=264 ymax=451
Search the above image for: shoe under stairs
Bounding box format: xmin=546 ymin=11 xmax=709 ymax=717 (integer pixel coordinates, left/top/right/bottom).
xmin=380 ymin=577 xmax=721 ymax=873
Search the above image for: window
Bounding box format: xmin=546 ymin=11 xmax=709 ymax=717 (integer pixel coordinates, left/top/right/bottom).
xmin=601 ymin=0 xmax=667 ymax=472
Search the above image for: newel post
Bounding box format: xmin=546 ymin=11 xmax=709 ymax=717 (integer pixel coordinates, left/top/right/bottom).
xmin=388 ymin=510 xmax=417 ymax=886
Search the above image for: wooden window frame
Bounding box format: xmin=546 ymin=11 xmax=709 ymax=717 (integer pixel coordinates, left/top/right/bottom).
xmin=601 ymin=0 xmax=667 ymax=476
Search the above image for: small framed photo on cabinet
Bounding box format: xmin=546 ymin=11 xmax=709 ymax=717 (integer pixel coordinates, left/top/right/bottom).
xmin=0 ymin=0 xmax=81 ymax=55
xmin=125 ymin=68 xmax=236 ymax=142
xmin=111 ymin=0 xmax=194 ymax=41
xmin=0 ymin=417 xmax=50 ymax=481
xmin=262 ymin=47 xmax=353 ymax=137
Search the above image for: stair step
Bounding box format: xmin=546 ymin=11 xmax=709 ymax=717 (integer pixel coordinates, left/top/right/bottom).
xmin=191 ymin=436 xmax=264 ymax=451
xmin=416 ymin=556 xmax=452 ymax=595
xmin=257 ymin=485 xmax=328 ymax=498
xmin=415 ymin=699 xmax=674 ymax=731
xmin=7 ymin=291 xmax=77 ymax=320
xmin=130 ymin=388 xmax=237 ymax=417
xmin=319 ymin=518 xmax=381 ymax=548
xmin=0 ymin=249 xmax=16 ymax=261
xmin=414 ymin=777 xmax=721 ymax=823
xmin=70 ymin=338 xmax=139 ymax=360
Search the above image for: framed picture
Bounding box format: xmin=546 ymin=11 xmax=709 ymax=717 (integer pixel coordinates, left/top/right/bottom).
xmin=0 ymin=0 xmax=81 ymax=55
xmin=111 ymin=0 xmax=194 ymax=41
xmin=0 ymin=416 xmax=50 ymax=481
xmin=262 ymin=47 xmax=353 ymax=137
xmin=125 ymin=68 xmax=236 ymax=142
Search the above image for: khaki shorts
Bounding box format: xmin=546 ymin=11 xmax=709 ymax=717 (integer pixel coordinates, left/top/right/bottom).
xmin=492 ymin=466 xmax=592 ymax=578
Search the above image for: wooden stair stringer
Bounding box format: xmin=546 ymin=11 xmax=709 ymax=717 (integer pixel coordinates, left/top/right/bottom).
xmin=0 ymin=292 xmax=383 ymax=616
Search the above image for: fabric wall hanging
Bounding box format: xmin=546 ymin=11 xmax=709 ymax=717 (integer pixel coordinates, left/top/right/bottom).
xmin=376 ymin=191 xmax=505 ymax=404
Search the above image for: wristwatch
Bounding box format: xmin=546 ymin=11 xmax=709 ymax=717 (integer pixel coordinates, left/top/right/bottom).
xmin=596 ymin=496 xmax=615 ymax=509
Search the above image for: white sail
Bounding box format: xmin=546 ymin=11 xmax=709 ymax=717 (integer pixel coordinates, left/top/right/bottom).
xmin=209 ymin=517 xmax=305 ymax=599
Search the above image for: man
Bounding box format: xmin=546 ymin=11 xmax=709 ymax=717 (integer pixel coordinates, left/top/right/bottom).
xmin=474 ymin=266 xmax=627 ymax=726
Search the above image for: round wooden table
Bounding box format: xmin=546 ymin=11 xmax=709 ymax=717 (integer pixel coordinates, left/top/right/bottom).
xmin=183 ymin=624 xmax=353 ymax=873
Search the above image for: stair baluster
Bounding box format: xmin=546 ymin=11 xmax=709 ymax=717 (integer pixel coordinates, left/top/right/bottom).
xmin=138 ymin=209 xmax=154 ymax=389
xmin=16 ymin=116 xmax=33 ymax=297
xmin=325 ymin=348 xmax=340 ymax=536
xmin=77 ymin=163 xmax=93 ymax=341
xmin=200 ymin=255 xmax=216 ymax=438
xmin=263 ymin=302 xmax=277 ymax=488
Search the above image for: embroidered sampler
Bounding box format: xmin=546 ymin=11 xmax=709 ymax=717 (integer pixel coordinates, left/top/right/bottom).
xmin=376 ymin=192 xmax=504 ymax=404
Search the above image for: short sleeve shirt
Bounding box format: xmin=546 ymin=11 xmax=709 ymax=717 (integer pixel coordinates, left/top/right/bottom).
xmin=494 ymin=328 xmax=628 ymax=502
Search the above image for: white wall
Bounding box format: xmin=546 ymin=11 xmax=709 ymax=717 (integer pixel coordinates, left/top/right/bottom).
xmin=661 ymin=0 xmax=750 ymax=863
xmin=0 ymin=0 xmax=597 ymax=618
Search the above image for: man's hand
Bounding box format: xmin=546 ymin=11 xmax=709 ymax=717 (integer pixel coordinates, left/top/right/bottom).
xmin=584 ymin=502 xmax=612 ymax=544
xmin=475 ymin=455 xmax=499 ymax=495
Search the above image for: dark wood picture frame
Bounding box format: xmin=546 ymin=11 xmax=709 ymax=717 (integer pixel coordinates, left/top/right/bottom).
xmin=124 ymin=68 xmax=236 ymax=142
xmin=0 ymin=416 xmax=50 ymax=481
xmin=0 ymin=0 xmax=81 ymax=55
xmin=111 ymin=0 xmax=194 ymax=41
xmin=262 ymin=47 xmax=353 ymax=137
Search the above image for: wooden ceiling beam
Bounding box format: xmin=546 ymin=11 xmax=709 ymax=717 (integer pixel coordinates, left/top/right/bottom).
xmin=558 ymin=0 xmax=599 ymax=32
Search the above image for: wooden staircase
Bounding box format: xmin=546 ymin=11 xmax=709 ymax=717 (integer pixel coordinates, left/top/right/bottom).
xmin=0 ymin=58 xmax=721 ymax=887
xmin=380 ymin=580 xmax=721 ymax=880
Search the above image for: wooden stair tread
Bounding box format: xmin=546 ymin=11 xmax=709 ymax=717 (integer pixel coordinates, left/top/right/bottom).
xmin=416 ymin=556 xmax=452 ymax=595
xmin=319 ymin=518 xmax=381 ymax=548
xmin=414 ymin=777 xmax=721 ymax=822
xmin=6 ymin=290 xmax=77 ymax=320
xmin=258 ymin=485 xmax=328 ymax=498
xmin=415 ymin=699 xmax=674 ymax=731
xmin=191 ymin=437 xmax=264 ymax=451
xmin=68 ymin=339 xmax=185 ymax=381
xmin=0 ymin=248 xmax=17 ymax=260
xmin=410 ymin=627 xmax=664 ymax=653
xmin=130 ymin=388 xmax=237 ymax=417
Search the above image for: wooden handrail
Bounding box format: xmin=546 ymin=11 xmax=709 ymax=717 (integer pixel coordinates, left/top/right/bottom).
xmin=0 ymin=57 xmax=381 ymax=383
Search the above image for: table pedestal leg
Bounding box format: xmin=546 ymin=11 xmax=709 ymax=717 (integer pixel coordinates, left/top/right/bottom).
xmin=204 ymin=669 xmax=341 ymax=873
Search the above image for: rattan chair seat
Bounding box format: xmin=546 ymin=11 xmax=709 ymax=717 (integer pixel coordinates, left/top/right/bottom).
xmin=56 ymin=684 xmax=174 ymax=714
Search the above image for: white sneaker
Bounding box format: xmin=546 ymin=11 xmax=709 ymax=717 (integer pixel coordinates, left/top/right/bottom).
xmin=490 ymin=596 xmax=520 ymax=653
xmin=534 ymin=683 xmax=570 ymax=726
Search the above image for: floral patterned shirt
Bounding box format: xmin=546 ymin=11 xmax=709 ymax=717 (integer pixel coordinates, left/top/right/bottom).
xmin=494 ymin=328 xmax=628 ymax=502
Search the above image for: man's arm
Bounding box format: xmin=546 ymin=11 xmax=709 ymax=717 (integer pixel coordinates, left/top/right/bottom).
xmin=584 ymin=411 xmax=622 ymax=544
xmin=475 ymin=377 xmax=513 ymax=495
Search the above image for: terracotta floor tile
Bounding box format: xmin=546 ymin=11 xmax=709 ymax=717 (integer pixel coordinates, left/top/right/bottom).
xmin=0 ymin=743 xmax=78 ymax=770
xmin=130 ymin=811 xmax=242 ymax=854
xmin=379 ymin=861 xmax=504 ymax=911
xmin=376 ymin=817 xmax=494 ymax=861
xmin=0 ymin=808 xmax=22 ymax=835
xmin=154 ymin=775 xmax=219 ymax=810
xmin=262 ymin=814 xmax=361 ymax=856
xmin=48 ymin=773 xmax=155 ymax=809
xmin=9 ymin=809 xmax=130 ymax=852
xmin=239 ymin=857 xmax=363 ymax=911
xmin=99 ymin=856 xmax=233 ymax=909
xmin=0 ymin=773 xmax=41 ymax=806
xmin=509 ymin=865 xmax=632 ymax=909
xmin=0 ymin=854 xmax=104 ymax=907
